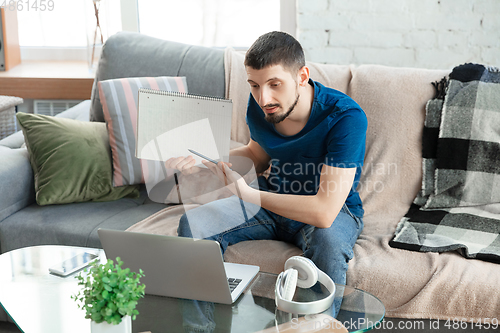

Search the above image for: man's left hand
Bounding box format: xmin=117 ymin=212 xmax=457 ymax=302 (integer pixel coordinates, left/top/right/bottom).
xmin=202 ymin=160 xmax=249 ymax=198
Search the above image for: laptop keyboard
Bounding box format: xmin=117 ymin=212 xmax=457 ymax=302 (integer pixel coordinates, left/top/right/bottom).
xmin=228 ymin=278 xmax=242 ymax=293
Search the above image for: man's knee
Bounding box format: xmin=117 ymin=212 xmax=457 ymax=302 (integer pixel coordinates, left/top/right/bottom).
xmin=306 ymin=227 xmax=357 ymax=272
xmin=177 ymin=213 xmax=193 ymax=238
xmin=316 ymin=237 xmax=354 ymax=264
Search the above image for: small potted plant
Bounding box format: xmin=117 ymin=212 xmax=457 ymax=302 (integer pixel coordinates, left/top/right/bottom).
xmin=72 ymin=257 xmax=146 ymax=333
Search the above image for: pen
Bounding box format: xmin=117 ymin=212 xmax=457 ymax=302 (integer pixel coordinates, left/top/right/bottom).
xmin=188 ymin=149 xmax=219 ymax=165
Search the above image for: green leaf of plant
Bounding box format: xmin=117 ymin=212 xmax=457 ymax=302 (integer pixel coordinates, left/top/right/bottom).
xmin=71 ymin=256 xmax=144 ymax=324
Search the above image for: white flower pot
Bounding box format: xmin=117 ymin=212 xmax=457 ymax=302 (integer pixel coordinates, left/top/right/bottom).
xmin=91 ymin=315 xmax=132 ymax=333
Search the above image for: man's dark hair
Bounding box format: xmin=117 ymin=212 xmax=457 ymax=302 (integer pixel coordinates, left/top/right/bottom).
xmin=244 ymin=31 xmax=305 ymax=75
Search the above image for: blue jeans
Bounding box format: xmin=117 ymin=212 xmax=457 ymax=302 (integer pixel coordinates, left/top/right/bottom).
xmin=178 ymin=176 xmax=363 ymax=286
xmin=177 ymin=177 xmax=363 ymax=332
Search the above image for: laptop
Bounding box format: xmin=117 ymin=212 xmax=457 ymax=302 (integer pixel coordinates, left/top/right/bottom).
xmin=97 ymin=229 xmax=260 ymax=304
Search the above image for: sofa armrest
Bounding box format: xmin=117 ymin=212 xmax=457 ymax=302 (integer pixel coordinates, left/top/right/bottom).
xmin=0 ymin=146 xmax=35 ymax=221
xmin=55 ymin=99 xmax=91 ymax=121
xmin=0 ymin=100 xmax=91 ymax=150
xmin=0 ymin=100 xmax=91 ymax=220
xmin=0 ymin=130 xmax=24 ymax=149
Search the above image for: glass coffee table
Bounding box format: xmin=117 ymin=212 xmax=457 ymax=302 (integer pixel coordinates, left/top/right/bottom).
xmin=0 ymin=245 xmax=385 ymax=332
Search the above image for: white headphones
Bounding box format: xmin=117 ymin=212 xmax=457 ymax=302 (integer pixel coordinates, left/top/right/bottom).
xmin=275 ymin=256 xmax=336 ymax=315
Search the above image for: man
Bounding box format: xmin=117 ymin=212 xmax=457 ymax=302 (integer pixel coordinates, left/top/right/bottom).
xmin=173 ymin=31 xmax=367 ymax=291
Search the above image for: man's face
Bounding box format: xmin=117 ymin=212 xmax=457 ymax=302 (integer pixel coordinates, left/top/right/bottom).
xmin=246 ymin=64 xmax=300 ymax=124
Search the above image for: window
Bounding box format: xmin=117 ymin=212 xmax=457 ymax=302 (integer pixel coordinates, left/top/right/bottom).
xmin=17 ymin=1 xmax=87 ymax=47
xmin=137 ymin=0 xmax=280 ymax=48
xmin=15 ymin=0 xmax=292 ymax=60
xmin=16 ymin=0 xmax=122 ymax=60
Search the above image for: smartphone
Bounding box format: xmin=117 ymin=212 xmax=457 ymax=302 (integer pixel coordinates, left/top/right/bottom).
xmin=49 ymin=252 xmax=99 ymax=277
xmin=188 ymin=149 xmax=219 ymax=165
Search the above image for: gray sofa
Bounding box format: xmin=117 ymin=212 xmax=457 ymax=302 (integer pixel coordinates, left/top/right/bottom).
xmin=2 ymin=32 xmax=500 ymax=325
xmin=0 ymin=32 xmax=226 ymax=254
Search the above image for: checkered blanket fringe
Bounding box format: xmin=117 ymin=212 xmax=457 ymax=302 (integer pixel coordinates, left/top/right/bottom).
xmin=390 ymin=63 xmax=500 ymax=263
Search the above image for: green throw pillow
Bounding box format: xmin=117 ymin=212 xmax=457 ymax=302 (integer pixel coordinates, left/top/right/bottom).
xmin=17 ymin=112 xmax=140 ymax=205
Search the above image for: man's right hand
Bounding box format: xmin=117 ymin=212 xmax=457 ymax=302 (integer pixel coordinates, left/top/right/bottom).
xmin=164 ymin=156 xmax=202 ymax=175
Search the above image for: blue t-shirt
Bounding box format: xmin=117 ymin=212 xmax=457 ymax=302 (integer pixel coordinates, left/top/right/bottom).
xmin=246 ymin=79 xmax=367 ymax=218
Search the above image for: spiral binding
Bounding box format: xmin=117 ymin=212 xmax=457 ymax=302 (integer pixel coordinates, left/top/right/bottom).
xmin=139 ymin=88 xmax=232 ymax=104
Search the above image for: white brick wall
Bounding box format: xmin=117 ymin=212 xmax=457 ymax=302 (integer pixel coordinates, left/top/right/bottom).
xmin=297 ymin=0 xmax=500 ymax=69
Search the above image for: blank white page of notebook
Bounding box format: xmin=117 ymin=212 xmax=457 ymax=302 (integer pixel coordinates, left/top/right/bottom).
xmin=136 ymin=89 xmax=232 ymax=165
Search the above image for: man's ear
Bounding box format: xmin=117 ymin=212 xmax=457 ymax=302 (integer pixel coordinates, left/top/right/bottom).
xmin=297 ymin=66 xmax=310 ymax=87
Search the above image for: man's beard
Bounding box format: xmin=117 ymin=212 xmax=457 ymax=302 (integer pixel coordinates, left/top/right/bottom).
xmin=264 ymin=93 xmax=300 ymax=124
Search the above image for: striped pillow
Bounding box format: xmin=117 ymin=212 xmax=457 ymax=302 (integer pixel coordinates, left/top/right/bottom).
xmin=98 ymin=76 xmax=188 ymax=186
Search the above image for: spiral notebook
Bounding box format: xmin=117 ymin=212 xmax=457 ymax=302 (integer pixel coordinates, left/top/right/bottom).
xmin=136 ymin=88 xmax=233 ymax=165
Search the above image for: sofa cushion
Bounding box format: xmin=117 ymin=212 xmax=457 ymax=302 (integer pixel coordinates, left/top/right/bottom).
xmin=90 ymin=32 xmax=225 ymax=122
xmin=16 ymin=112 xmax=140 ymax=206
xmin=341 ymin=65 xmax=500 ymax=321
xmin=347 ymin=64 xmax=450 ymax=222
xmin=98 ymin=76 xmax=187 ymax=187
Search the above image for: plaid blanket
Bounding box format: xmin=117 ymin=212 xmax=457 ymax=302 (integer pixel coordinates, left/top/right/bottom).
xmin=390 ymin=63 xmax=500 ymax=263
